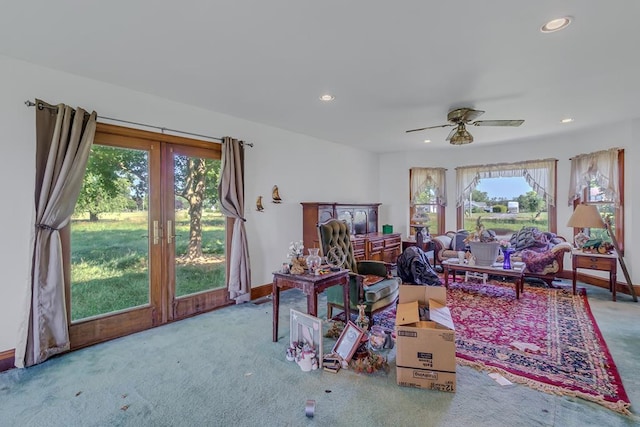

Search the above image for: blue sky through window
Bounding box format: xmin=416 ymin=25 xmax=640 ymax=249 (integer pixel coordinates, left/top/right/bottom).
xmin=476 ymin=177 xmax=532 ymax=199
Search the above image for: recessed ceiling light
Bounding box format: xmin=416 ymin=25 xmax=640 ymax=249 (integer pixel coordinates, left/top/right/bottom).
xmin=561 ymin=118 xmax=574 ymax=123
xmin=540 ymin=16 xmax=572 ymax=33
xmin=423 ymin=139 xmax=431 ymax=143
xmin=319 ymin=94 xmax=335 ymax=101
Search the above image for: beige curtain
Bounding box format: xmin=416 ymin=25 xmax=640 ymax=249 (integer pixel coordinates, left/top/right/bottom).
xmin=410 ymin=167 xmax=447 ymax=206
xmin=456 ymin=159 xmax=557 ymax=207
xmin=568 ymin=148 xmax=620 ymax=205
xmin=16 ymin=100 xmax=97 ymax=367
xmin=218 ymin=137 xmax=251 ymax=304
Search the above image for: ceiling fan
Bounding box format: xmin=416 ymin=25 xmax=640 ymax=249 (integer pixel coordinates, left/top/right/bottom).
xmin=406 ymin=107 xmax=524 ymax=145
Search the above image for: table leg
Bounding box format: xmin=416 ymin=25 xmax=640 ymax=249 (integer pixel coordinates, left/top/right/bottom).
xmin=572 ymin=266 xmax=577 ymax=295
xmin=272 ymin=280 xmax=280 ymax=342
xmin=444 ymin=266 xmax=449 ymax=288
xmin=515 ymin=278 xmax=520 ymax=299
xmin=342 ymin=278 xmax=350 ymax=323
xmin=308 ymin=292 xmax=317 ymax=317
xmin=612 ymin=269 xmax=617 ymax=302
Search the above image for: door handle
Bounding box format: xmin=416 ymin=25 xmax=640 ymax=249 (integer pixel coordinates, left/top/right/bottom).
xmin=153 ymin=220 xmax=160 ymax=245
xmin=167 ymin=220 xmax=175 ymax=244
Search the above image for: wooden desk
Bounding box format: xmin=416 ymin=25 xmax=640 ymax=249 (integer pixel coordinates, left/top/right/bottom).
xmin=272 ymin=269 xmax=349 ymax=342
xmin=442 ymin=260 xmax=525 ymax=299
xmin=572 ymin=250 xmax=617 ymax=301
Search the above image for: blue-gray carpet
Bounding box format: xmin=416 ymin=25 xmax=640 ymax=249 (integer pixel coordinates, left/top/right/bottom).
xmin=0 ymin=281 xmax=638 ymax=426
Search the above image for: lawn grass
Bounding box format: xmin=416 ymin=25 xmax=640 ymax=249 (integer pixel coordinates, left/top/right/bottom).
xmin=463 ymin=212 xmax=549 ymax=236
xmin=71 ymin=211 xmax=226 ymax=321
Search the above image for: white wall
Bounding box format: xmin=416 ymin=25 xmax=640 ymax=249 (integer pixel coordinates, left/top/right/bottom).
xmin=379 ymin=120 xmax=639 ymax=285
xmin=0 ymin=55 xmax=380 ymax=352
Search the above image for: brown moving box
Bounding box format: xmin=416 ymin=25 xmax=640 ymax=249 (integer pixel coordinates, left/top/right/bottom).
xmin=396 ymin=367 xmax=456 ymax=392
xmin=395 ymin=285 xmax=456 ymax=392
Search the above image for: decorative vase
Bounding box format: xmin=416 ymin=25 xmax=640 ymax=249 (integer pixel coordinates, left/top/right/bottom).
xmin=502 ymin=248 xmax=513 ymax=270
xmin=306 ymin=248 xmax=322 ymax=273
xmin=468 ymin=241 xmax=500 ymax=266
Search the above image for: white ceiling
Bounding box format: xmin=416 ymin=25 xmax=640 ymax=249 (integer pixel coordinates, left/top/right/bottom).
xmin=2 ymin=1 xmax=639 ymax=153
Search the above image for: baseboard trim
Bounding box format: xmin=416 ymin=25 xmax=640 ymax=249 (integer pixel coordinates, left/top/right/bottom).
xmin=559 ymin=270 xmax=639 ymax=297
xmin=251 ymin=283 xmax=273 ymax=300
xmin=0 ymin=349 xmax=15 ymax=372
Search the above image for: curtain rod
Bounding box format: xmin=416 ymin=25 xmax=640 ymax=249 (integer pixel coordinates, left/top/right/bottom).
xmin=24 ymin=100 xmax=253 ymax=147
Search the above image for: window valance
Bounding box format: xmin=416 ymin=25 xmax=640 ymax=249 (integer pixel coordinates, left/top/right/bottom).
xmin=455 ymin=159 xmax=557 ymax=208
xmin=410 ymin=167 xmax=447 ymax=206
xmin=568 ymin=148 xmax=620 ymax=205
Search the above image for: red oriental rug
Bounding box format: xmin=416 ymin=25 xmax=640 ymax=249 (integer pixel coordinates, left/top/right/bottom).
xmin=373 ymin=280 xmax=631 ymax=414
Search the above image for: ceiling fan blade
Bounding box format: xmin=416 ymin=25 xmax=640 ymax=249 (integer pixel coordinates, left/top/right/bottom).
xmin=472 ymin=119 xmax=524 ymax=127
xmin=405 ymin=123 xmax=453 ymax=133
xmin=448 ymin=108 xmax=485 ymax=123
xmin=445 ymin=127 xmax=458 ymax=141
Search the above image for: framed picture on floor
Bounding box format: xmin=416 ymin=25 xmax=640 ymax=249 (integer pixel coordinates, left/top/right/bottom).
xmin=332 ymin=321 xmax=365 ymax=362
xmin=290 ymin=309 xmax=323 ymax=356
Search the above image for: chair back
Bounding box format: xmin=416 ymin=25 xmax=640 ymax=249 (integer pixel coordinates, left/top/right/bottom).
xmin=316 ymin=219 xmax=358 ymax=274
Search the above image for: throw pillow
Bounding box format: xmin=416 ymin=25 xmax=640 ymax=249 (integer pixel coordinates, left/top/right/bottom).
xmin=454 ymin=229 xmax=469 ymax=251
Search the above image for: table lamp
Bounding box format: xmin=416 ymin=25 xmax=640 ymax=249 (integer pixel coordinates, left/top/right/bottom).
xmin=566 ymin=203 xmax=605 ymax=248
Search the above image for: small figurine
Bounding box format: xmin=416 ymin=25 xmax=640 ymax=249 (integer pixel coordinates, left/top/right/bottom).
xmin=256 ymin=196 xmax=264 ymax=212
xmin=272 ymin=185 xmax=282 ymax=203
xmin=356 ymin=304 xmax=369 ymax=330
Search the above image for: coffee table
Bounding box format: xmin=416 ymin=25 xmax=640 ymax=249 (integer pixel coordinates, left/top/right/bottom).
xmin=442 ymin=260 xmax=525 ymax=299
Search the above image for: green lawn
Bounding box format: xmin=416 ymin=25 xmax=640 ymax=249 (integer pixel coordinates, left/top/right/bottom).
xmin=463 ymin=212 xmax=549 ymax=236
xmin=70 ymin=211 xmax=226 ymax=321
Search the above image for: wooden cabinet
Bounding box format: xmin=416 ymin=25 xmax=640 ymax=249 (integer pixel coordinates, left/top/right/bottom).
xmin=572 ymin=250 xmax=618 ymax=301
xmin=301 ymin=202 xmax=401 ymax=264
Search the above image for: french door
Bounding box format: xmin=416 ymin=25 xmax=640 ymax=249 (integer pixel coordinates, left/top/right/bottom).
xmin=68 ymin=124 xmax=230 ymax=350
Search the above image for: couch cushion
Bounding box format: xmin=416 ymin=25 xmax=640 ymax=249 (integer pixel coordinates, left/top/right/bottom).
xmin=454 ymin=230 xmax=469 ymax=251
xmin=433 ymin=234 xmax=453 ymax=251
xmin=364 ymin=277 xmax=400 ymax=303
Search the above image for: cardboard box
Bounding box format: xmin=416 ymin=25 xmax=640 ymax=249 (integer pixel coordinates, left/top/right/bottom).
xmin=395 ymin=285 xmax=456 ymax=373
xmin=396 ymin=366 xmax=456 ymax=392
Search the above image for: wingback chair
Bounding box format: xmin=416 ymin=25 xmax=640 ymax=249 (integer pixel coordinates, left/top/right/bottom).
xmin=317 ymin=219 xmax=400 ymax=325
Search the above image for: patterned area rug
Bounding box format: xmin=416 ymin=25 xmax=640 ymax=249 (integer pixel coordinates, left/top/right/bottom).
xmin=373 ymin=280 xmax=631 ymax=414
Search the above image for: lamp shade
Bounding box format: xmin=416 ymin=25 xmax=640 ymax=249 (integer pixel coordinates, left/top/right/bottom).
xmin=567 ymin=204 xmax=605 ymax=229
xmin=450 ymin=124 xmax=473 ymax=145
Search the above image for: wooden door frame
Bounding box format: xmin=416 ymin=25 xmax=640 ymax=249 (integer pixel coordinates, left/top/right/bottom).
xmin=67 ymin=123 xmax=230 ymax=350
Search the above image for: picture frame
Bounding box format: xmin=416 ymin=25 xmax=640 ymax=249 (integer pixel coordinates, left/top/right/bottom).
xmin=332 ymin=321 xmax=365 ymax=362
xmin=290 ymin=309 xmax=323 ymax=356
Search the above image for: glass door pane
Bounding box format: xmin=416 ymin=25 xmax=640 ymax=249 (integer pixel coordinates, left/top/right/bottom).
xmin=168 ymin=144 xmax=227 ymax=318
xmin=71 ymin=145 xmax=150 ymax=321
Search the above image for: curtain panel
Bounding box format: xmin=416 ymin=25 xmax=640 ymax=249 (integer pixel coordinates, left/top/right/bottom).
xmin=568 ymin=148 xmax=620 ymax=205
xmin=456 ymin=159 xmax=557 ymax=208
xmin=16 ymin=100 xmax=97 ymax=367
xmin=410 ymin=167 xmax=447 ymax=206
xmin=218 ymin=137 xmax=251 ymax=304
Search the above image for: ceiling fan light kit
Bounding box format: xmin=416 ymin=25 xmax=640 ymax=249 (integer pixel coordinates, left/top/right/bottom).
xmin=449 ymin=123 xmax=473 ymax=145
xmin=406 ymin=107 xmax=524 ymax=145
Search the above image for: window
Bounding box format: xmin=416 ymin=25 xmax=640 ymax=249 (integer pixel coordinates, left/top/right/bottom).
xmin=409 ymin=168 xmax=446 ymax=236
xmin=570 ymin=148 xmax=624 ymax=250
xmin=456 ymin=159 xmax=558 ymax=233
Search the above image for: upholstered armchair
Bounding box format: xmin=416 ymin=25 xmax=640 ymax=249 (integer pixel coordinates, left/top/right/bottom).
xmin=317 ymin=219 xmax=400 ymax=325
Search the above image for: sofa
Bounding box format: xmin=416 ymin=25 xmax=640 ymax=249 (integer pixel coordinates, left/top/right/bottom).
xmin=432 ymin=227 xmax=572 ymax=286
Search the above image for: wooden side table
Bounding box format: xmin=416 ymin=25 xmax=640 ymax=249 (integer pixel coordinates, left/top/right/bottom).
xmin=272 ymin=269 xmax=349 ymax=342
xmin=572 ymin=250 xmax=617 ymax=301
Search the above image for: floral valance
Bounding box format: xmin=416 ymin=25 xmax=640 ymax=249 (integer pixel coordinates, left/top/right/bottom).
xmin=410 ymin=167 xmax=447 ymax=206
xmin=455 ymin=159 xmax=557 ymax=208
xmin=568 ymin=148 xmax=620 ymax=205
